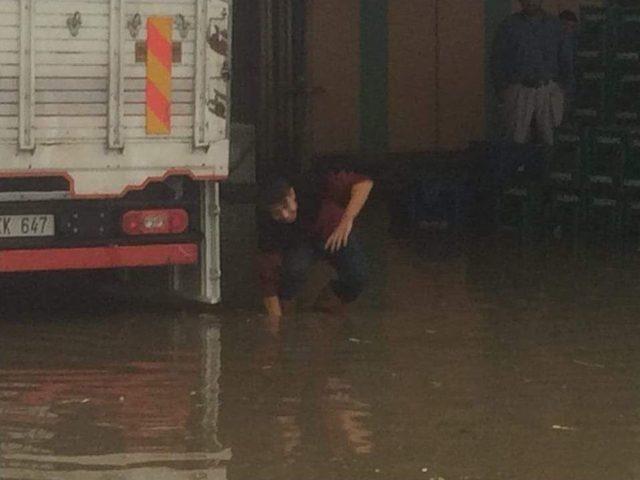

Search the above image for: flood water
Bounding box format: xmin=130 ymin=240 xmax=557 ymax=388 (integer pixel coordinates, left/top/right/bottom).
xmin=2 ymin=233 xmax=640 ymax=479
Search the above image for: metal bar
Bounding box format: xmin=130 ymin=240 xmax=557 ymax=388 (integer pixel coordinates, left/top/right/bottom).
xmin=194 ymin=0 xmax=209 ymax=147
xmin=293 ymin=1 xmax=310 ymax=171
xmin=225 ymin=0 xmax=234 ymax=141
xmin=0 ymin=191 xmax=70 ymax=202
xmin=283 ymin=0 xmax=294 ymax=163
xmin=434 ymin=0 xmax=440 ymax=149
xmin=19 ymin=0 xmax=35 ymax=151
xmin=257 ymin=0 xmax=275 ymax=178
xmin=199 ymin=181 xmax=221 ymax=303
xmin=108 ymin=0 xmax=125 ymax=149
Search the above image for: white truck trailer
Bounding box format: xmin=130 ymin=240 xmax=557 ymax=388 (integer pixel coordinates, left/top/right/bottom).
xmin=0 ymin=0 xmax=231 ymax=303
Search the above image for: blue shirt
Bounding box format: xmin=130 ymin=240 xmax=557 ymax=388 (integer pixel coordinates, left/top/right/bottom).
xmin=492 ymin=11 xmax=574 ymax=92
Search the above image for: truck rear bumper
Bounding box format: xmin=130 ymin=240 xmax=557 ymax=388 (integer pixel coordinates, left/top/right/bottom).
xmin=0 ymin=243 xmax=198 ymax=272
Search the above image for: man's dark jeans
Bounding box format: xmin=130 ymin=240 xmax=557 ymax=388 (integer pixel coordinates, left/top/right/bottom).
xmin=279 ymin=235 xmax=368 ymax=303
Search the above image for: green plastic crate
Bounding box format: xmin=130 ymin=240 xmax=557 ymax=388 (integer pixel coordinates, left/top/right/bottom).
xmin=610 ymin=69 xmax=640 ymax=126
xmin=550 ymin=127 xmax=584 ymax=189
xmin=499 ymin=187 xmax=544 ymax=234
xmin=576 ymin=48 xmax=609 ymax=70
xmin=584 ymin=128 xmax=626 ymax=190
xmin=548 ymin=190 xmax=585 ymax=239
xmin=579 ymin=7 xmax=610 ymax=51
xmin=573 ymin=69 xmax=610 ymax=125
xmin=611 ymin=8 xmax=640 ymax=68
xmin=584 ymin=195 xmax=623 ymax=239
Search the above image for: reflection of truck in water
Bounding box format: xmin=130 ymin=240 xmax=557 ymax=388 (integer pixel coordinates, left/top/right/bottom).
xmin=0 ymin=317 xmax=228 ymax=478
xmin=0 ymin=0 xmax=230 ymax=303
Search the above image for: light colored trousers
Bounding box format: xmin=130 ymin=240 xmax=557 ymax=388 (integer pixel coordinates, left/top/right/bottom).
xmin=502 ymin=81 xmax=565 ymax=145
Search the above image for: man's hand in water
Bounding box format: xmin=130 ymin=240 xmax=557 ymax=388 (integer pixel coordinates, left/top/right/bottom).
xmin=325 ymin=215 xmax=353 ymax=253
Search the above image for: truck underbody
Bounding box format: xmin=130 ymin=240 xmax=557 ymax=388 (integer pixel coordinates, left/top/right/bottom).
xmin=0 ymin=176 xmax=200 ymax=271
xmin=0 ymin=0 xmax=230 ymax=303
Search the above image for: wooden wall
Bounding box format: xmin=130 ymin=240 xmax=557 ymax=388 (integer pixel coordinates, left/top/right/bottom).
xmin=303 ymin=1 xmax=604 ymax=157
xmin=388 ymin=0 xmax=437 ymax=152
xmin=305 ymin=0 xmax=361 ymax=154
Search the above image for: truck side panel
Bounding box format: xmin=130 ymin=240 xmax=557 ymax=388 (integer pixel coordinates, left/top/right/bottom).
xmin=0 ymin=0 xmax=229 ymax=197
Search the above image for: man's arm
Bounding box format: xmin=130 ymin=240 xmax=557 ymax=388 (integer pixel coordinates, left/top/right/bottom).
xmin=344 ymin=179 xmax=374 ymax=220
xmin=325 ymin=177 xmax=374 ymax=253
xmin=256 ymin=235 xmax=283 ymax=317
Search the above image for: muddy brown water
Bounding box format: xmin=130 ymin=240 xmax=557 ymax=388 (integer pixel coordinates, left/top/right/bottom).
xmin=2 ymin=235 xmax=640 ymax=479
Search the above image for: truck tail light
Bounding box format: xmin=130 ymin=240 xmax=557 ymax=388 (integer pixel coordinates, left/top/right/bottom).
xmin=122 ymin=209 xmax=189 ymax=235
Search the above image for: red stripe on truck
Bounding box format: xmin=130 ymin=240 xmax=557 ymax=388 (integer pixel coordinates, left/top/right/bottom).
xmin=0 ymin=244 xmax=198 ymax=272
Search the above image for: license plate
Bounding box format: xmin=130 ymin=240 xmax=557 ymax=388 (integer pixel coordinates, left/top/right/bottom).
xmin=0 ymin=214 xmax=55 ymax=238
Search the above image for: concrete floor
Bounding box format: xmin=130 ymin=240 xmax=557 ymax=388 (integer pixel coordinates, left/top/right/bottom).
xmin=2 ymin=207 xmax=640 ymax=479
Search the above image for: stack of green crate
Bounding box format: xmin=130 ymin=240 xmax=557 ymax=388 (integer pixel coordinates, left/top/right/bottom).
xmin=548 ymin=126 xmax=585 ymax=238
xmin=610 ymin=71 xmax=640 ymax=126
xmin=550 ymin=5 xmax=640 ymax=244
xmin=499 ymin=5 xmax=640 ymax=242
xmin=610 ymin=8 xmax=640 ymax=126
xmin=498 ymin=143 xmax=547 ymax=237
xmin=582 ymin=128 xmax=626 ymax=240
xmin=574 ymin=7 xmax=611 ymax=126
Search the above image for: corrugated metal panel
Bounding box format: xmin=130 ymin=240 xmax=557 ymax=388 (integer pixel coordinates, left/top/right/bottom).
xmin=0 ymin=0 xmax=228 ymax=196
xmin=0 ymin=0 xmax=19 ymax=144
xmin=34 ymin=0 xmax=109 ymax=143
xmin=123 ymin=0 xmax=196 ymax=140
xmin=0 ymin=2 xmax=19 ymax=12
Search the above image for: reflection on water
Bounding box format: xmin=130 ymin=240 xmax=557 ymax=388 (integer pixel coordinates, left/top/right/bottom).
xmin=221 ymin=313 xmax=376 ymax=480
xmin=4 ymin=236 xmax=640 ymax=479
xmin=221 ymin=237 xmax=640 ymax=480
xmin=0 ymin=310 xmax=228 ymax=479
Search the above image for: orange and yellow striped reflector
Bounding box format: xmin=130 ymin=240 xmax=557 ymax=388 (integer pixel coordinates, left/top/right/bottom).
xmin=146 ymin=17 xmax=172 ymax=135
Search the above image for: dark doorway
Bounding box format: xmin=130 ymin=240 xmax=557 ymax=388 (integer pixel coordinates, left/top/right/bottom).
xmin=256 ymin=0 xmax=308 ymax=181
xmin=231 ymin=0 xmax=260 ymax=127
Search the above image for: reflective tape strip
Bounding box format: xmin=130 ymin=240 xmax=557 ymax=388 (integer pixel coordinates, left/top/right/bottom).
xmin=146 ymin=17 xmax=172 ymax=135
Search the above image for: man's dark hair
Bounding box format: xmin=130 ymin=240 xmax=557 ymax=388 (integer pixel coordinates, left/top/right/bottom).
xmin=258 ymin=177 xmax=292 ymax=211
xmin=559 ymin=10 xmax=578 ymax=23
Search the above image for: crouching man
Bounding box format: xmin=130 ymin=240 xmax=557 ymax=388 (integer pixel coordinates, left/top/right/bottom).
xmin=256 ymin=167 xmax=374 ymax=331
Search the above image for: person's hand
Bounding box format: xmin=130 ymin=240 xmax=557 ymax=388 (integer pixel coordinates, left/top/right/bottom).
xmin=324 ymin=216 xmax=353 ymax=253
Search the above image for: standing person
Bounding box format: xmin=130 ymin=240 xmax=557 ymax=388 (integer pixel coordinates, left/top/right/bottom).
xmin=256 ymin=164 xmax=374 ymax=332
xmin=492 ymin=0 xmax=574 ymax=145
